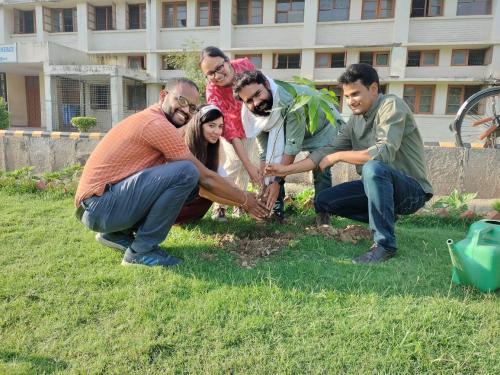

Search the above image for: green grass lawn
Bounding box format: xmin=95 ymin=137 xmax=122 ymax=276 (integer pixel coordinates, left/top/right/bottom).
xmin=0 ymin=191 xmax=498 ymax=374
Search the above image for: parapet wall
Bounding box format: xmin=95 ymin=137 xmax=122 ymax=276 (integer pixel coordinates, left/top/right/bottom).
xmin=0 ymin=130 xmax=498 ymax=198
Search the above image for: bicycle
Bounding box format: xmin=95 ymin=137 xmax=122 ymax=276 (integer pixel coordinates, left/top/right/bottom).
xmin=450 ymin=78 xmax=500 ymax=148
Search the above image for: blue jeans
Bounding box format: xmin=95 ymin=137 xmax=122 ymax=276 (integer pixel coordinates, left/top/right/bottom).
xmin=314 ymin=160 xmax=428 ymax=251
xmin=80 ymin=161 xmax=199 ymax=253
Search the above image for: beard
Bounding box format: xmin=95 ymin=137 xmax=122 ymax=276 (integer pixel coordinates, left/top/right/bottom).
xmin=252 ymin=95 xmax=273 ymax=117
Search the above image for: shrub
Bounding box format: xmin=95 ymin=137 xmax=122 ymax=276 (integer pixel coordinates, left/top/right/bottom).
xmin=0 ymin=97 xmax=10 ymax=129
xmin=492 ymin=200 xmax=500 ymax=212
xmin=71 ymin=117 xmax=97 ymax=133
xmin=432 ymin=189 xmax=477 ymax=216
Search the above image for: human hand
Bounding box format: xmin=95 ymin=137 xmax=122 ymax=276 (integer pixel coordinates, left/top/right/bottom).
xmin=319 ymin=154 xmax=337 ymax=172
xmin=244 ymin=192 xmax=269 ymax=219
xmin=264 ymin=163 xmax=288 ymax=177
xmin=262 ymin=182 xmax=280 ymax=211
xmin=247 ymin=164 xmax=263 ymax=188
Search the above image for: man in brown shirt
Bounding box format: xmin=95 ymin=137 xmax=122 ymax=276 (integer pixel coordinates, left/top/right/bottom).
xmin=76 ymin=77 xmax=267 ymax=267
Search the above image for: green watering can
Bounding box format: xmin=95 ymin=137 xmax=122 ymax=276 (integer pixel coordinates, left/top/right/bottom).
xmin=447 ymin=219 xmax=500 ymax=292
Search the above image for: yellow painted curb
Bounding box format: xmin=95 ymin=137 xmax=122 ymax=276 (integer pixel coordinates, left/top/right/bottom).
xmin=51 ymin=132 xmax=62 ymax=139
xmin=31 ymin=131 xmax=43 ymax=138
xmin=14 ymin=130 xmax=24 ymax=138
xmin=0 ymin=130 xmax=6 ymax=137
xmin=69 ymin=132 xmax=80 ymax=140
xmin=438 ymin=141 xmax=456 ymax=148
xmin=88 ymin=132 xmax=102 ymax=140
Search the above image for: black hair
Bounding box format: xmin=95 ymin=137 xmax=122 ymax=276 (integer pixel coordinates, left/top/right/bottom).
xmin=338 ymin=63 xmax=380 ymax=92
xmin=233 ymin=70 xmax=268 ymax=100
xmin=184 ymin=104 xmax=223 ymax=172
xmin=164 ymin=77 xmax=199 ymax=93
xmin=199 ymin=46 xmax=230 ymax=65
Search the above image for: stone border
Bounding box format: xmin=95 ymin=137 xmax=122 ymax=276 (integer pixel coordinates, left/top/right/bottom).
xmin=0 ymin=130 xmax=104 ymax=141
xmin=1 ymin=130 xmax=498 ymax=149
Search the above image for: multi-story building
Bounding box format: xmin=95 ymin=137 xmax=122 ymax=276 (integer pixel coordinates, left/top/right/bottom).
xmin=0 ymin=0 xmax=499 ymax=141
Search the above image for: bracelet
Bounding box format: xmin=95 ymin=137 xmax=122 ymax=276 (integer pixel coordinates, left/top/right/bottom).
xmin=273 ymin=177 xmax=285 ymax=186
xmin=239 ymin=191 xmax=249 ymax=209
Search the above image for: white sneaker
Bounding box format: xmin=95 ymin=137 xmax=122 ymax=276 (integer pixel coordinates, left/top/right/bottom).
xmin=211 ymin=207 xmax=228 ymax=222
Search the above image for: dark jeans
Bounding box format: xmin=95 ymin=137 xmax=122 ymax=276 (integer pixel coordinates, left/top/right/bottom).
xmin=79 ymin=161 xmax=199 ymax=253
xmin=274 ymin=166 xmax=332 ymax=216
xmin=314 ymin=160 xmax=428 ymax=251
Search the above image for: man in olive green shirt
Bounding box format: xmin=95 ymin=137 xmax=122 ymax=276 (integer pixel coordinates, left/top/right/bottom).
xmin=266 ymin=64 xmax=433 ymax=263
xmin=234 ymin=70 xmax=343 ymax=223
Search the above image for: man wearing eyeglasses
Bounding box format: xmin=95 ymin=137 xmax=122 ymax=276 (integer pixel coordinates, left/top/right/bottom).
xmin=75 ymin=77 xmax=268 ymax=268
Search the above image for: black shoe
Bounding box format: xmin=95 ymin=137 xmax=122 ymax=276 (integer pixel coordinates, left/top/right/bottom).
xmin=352 ymin=244 xmax=396 ymax=264
xmin=316 ymin=212 xmax=331 ymax=227
xmin=96 ymin=233 xmax=133 ymax=253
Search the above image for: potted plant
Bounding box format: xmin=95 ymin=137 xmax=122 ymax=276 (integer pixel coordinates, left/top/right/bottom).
xmin=71 ymin=116 xmax=97 ymax=133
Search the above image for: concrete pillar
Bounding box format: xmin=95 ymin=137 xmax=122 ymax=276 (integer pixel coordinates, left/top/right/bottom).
xmin=489 ymin=0 xmax=500 ymax=78
xmin=35 ymin=5 xmax=45 ymax=42
xmin=110 ymin=75 xmax=124 ymax=125
xmin=116 ymin=1 xmax=126 ymax=30
xmin=186 ymin=0 xmax=197 ymax=27
xmin=0 ymin=7 xmax=7 ymax=44
xmin=389 ymin=82 xmax=404 ymax=98
xmin=147 ymin=0 xmax=160 ymax=51
xmin=147 ymin=83 xmax=162 ymax=105
xmin=261 ymin=52 xmax=274 ymax=71
xmin=444 ymin=0 xmax=458 ymax=17
xmin=390 ymin=0 xmax=411 ymax=79
xmin=350 ymin=0 xmax=362 ymax=21
xmin=263 ymin=0 xmax=276 ymax=24
xmin=77 ymin=3 xmax=89 ymax=52
xmin=303 ymin=0 xmax=317 ymax=46
xmin=300 ymin=49 xmax=315 ymax=79
xmin=219 ymin=0 xmax=232 ymax=49
xmin=147 ymin=52 xmax=161 ymax=82
xmin=346 ymin=49 xmax=359 ymax=66
xmin=434 ymin=83 xmax=448 ymax=116
xmin=42 ymin=71 xmax=53 ymax=131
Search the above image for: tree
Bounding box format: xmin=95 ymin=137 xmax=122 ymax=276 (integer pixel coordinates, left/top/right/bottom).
xmin=0 ymin=97 xmax=10 ymax=129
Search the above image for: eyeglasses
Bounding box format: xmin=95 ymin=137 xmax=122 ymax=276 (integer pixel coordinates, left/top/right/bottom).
xmin=204 ymin=62 xmax=226 ymax=80
xmin=175 ymin=95 xmax=198 ymax=114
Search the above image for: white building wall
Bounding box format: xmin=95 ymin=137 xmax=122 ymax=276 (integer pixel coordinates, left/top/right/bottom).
xmin=0 ymin=0 xmax=498 ymax=139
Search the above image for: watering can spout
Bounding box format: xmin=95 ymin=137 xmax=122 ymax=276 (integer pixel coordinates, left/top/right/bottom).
xmin=447 ymin=239 xmax=454 ymax=253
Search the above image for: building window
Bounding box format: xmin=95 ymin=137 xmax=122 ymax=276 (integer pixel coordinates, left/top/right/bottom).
xmin=14 ymin=9 xmax=35 ymax=34
xmin=359 ymin=51 xmax=390 ymax=66
xmin=361 ymin=0 xmax=394 ymax=19
xmin=411 ymin=0 xmax=443 ymax=17
xmin=315 ymin=52 xmax=346 ymax=68
xmin=163 ymin=2 xmax=187 ymax=27
xmin=446 ymin=85 xmax=482 ymax=114
xmin=128 ymin=56 xmax=146 ymax=70
xmin=94 ymin=6 xmax=115 ymax=30
xmin=128 ymin=4 xmax=146 ymax=29
xmin=236 ymin=0 xmax=263 ymax=25
xmin=451 ymin=49 xmax=488 ymax=66
xmin=0 ymin=73 xmax=7 ymax=102
xmin=276 ymin=0 xmax=305 ymax=23
xmin=403 ymin=85 xmax=435 ymax=114
xmin=46 ymin=8 xmax=77 ymax=32
xmin=198 ymin=0 xmax=219 ymax=26
xmin=318 ymin=0 xmax=350 ymax=22
xmin=406 ymin=50 xmax=439 ymax=67
xmin=127 ymin=84 xmax=147 ymax=110
xmin=235 ymin=54 xmax=263 ymax=68
xmin=90 ymin=84 xmax=110 ymax=110
xmin=457 ymin=0 xmax=491 ymax=16
xmin=274 ymin=53 xmax=301 ymax=69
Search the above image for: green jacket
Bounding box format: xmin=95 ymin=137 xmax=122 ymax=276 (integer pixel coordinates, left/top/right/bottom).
xmin=257 ymin=83 xmax=344 ymax=160
xmin=309 ymin=94 xmax=433 ymax=195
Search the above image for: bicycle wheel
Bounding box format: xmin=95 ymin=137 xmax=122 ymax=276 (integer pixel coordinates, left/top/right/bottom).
xmin=452 ymin=86 xmax=500 ymax=148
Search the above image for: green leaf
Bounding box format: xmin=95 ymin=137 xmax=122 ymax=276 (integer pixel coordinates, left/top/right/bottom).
xmin=275 ymin=80 xmax=297 ymax=97
xmin=289 ymin=95 xmax=310 ymax=114
xmin=291 ymin=76 xmax=316 ymax=89
xmin=319 ymin=100 xmax=336 ymax=127
xmin=308 ymin=96 xmax=319 ymax=134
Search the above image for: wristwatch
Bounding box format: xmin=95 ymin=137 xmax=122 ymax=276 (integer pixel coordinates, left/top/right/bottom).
xmin=273 ymin=177 xmax=285 ymax=186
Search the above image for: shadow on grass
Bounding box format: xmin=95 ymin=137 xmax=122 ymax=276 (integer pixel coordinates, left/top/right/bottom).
xmin=0 ymin=351 xmax=67 ymax=373
xmin=169 ymin=214 xmax=493 ymax=300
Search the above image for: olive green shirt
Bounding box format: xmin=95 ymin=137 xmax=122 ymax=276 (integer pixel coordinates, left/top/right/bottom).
xmin=257 ymin=83 xmax=344 ymax=160
xmin=309 ymin=94 xmax=433 ymax=195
